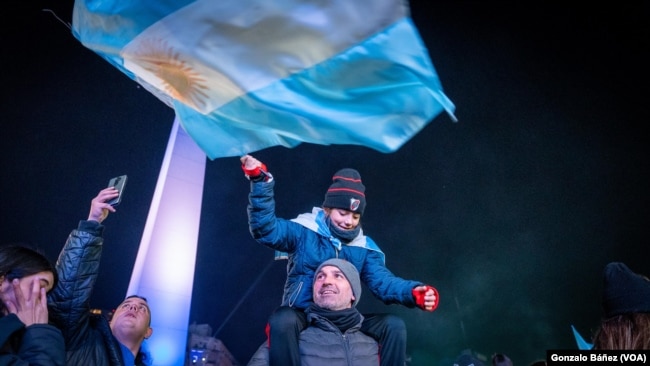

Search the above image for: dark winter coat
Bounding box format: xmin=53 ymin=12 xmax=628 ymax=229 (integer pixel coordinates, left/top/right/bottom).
xmin=247 ymin=309 xmax=379 ymax=366
xmin=247 ymin=178 xmax=422 ymax=310
xmin=0 ymin=313 xmax=65 ymax=366
xmin=47 ymin=220 xmax=148 ymax=366
xmin=299 ymin=310 xmax=379 ymax=365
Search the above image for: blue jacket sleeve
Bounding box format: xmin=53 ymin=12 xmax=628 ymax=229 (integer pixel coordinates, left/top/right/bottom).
xmin=247 ymin=179 xmax=305 ymax=253
xmin=359 ymin=249 xmax=422 ymax=307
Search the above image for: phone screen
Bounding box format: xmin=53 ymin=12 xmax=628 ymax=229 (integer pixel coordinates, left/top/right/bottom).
xmin=107 ymin=175 xmax=128 ymax=206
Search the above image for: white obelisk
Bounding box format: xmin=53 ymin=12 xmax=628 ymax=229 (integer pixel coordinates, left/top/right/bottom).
xmin=126 ymin=116 xmax=206 ymax=366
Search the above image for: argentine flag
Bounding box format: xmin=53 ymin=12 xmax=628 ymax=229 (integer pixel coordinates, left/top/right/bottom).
xmin=72 ymin=0 xmax=456 ymax=159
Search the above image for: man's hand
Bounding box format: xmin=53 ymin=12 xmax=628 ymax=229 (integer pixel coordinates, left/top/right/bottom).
xmin=88 ymin=187 xmax=118 ymax=223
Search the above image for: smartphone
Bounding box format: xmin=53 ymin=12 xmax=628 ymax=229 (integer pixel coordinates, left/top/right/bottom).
xmin=107 ymin=175 xmax=128 ymax=206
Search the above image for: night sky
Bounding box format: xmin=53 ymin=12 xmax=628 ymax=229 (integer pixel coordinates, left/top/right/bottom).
xmin=3 ymin=2 xmax=648 ymax=365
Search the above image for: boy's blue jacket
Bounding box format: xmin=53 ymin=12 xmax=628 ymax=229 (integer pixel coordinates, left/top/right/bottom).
xmin=247 ymin=178 xmax=422 ymax=310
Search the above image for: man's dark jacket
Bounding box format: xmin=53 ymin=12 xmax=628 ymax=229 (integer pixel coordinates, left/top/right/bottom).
xmin=48 ymin=220 xmax=147 ymax=366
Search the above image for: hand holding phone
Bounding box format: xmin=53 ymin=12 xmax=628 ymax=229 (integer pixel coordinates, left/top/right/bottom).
xmin=107 ymin=175 xmax=127 ymax=206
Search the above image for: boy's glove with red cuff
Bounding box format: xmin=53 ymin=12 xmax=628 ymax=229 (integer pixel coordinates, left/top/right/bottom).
xmin=412 ymin=285 xmax=439 ymax=312
xmin=242 ymin=163 xmax=269 ymax=182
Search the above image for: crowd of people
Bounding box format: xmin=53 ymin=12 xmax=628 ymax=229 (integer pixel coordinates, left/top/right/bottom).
xmin=1 ymin=187 xmax=154 ymax=366
xmin=1 ymin=160 xmax=648 ymax=365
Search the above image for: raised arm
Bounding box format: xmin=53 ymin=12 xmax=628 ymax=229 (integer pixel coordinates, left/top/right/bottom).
xmin=47 ymin=188 xmax=118 ymax=345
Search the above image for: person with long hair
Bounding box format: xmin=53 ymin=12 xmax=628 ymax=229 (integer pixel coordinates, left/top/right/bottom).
xmin=592 ymin=262 xmax=650 ymax=349
xmin=0 ymin=244 xmax=65 ymax=365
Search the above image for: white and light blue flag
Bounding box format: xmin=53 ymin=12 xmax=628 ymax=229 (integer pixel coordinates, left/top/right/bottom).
xmin=72 ymin=0 xmax=456 ymax=159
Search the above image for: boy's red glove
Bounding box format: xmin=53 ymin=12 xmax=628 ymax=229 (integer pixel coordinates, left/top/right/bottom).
xmin=242 ymin=163 xmax=268 ymax=181
xmin=412 ymin=285 xmax=439 ymax=312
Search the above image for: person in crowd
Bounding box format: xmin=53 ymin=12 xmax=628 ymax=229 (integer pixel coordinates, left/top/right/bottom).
xmin=491 ymin=353 xmax=513 ymax=366
xmin=591 ymin=261 xmax=650 ymax=349
xmin=240 ymin=154 xmax=439 ymax=366
xmin=248 ymin=258 xmax=379 ymax=365
xmin=0 ymin=244 xmax=65 ymax=365
xmin=48 ymin=187 xmax=154 ymax=366
xmin=453 ymin=350 xmax=485 ymax=366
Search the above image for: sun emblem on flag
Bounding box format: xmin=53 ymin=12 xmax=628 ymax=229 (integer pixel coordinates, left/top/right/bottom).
xmin=126 ymin=38 xmax=210 ymax=111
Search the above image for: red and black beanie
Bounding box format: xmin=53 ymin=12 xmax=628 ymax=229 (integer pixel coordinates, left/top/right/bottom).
xmin=322 ymin=168 xmax=366 ymax=215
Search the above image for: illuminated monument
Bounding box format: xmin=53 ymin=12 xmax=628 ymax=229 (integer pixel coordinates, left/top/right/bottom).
xmin=126 ymin=117 xmax=206 ymax=366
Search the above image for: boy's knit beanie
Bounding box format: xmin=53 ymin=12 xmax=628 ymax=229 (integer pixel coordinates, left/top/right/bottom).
xmin=322 ymin=168 xmax=366 ymax=215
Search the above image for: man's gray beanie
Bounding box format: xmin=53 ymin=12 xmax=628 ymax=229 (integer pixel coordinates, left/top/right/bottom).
xmin=314 ymin=258 xmax=362 ymax=307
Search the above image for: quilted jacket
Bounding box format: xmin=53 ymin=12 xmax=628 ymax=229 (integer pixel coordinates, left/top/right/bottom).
xmin=247 ymin=309 xmax=379 ymax=366
xmin=47 ymin=220 xmax=148 ymax=366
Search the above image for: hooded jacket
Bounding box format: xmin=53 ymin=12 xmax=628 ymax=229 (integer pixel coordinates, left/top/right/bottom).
xmin=246 ymin=178 xmax=422 ymax=310
xmin=47 ymin=220 xmax=149 ymax=366
xmin=0 ymin=313 xmax=65 ymax=366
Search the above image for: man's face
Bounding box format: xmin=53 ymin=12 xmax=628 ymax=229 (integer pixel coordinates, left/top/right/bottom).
xmin=325 ymin=208 xmax=361 ymax=231
xmin=313 ymin=265 xmax=355 ymax=311
xmin=110 ymin=296 xmax=152 ymax=341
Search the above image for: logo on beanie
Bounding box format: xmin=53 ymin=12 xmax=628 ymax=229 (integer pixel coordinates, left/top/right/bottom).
xmin=349 ymin=198 xmax=360 ymax=211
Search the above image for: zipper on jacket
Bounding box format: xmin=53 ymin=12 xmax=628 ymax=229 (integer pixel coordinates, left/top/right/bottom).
xmin=288 ymin=281 xmax=303 ymax=307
